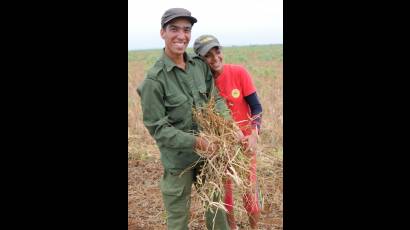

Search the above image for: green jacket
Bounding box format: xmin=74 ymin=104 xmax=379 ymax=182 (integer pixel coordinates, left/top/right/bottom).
xmin=137 ymin=51 xmax=230 ymax=170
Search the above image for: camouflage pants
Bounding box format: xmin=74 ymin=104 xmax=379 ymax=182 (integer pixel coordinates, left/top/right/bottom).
xmin=160 ymin=165 xmax=229 ymax=230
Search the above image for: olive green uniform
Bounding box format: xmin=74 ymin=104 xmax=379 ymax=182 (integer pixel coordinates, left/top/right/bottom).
xmin=137 ymin=51 xmax=230 ymax=230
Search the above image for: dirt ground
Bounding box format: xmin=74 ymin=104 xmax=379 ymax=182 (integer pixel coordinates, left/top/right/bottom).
xmin=128 ymin=153 xmax=282 ymax=230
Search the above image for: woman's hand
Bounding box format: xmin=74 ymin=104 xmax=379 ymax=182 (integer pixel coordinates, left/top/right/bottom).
xmin=243 ymin=129 xmax=259 ymax=156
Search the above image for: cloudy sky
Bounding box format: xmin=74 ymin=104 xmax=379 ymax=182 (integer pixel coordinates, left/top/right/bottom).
xmin=128 ymin=0 xmax=283 ymax=50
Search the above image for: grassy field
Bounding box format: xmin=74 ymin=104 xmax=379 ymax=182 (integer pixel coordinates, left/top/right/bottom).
xmin=128 ymin=44 xmax=283 ymax=229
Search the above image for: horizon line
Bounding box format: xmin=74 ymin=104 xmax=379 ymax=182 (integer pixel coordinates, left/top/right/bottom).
xmin=128 ymin=43 xmax=283 ymax=52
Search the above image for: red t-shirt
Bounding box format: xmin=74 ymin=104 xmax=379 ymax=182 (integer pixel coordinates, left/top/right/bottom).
xmin=215 ymin=64 xmax=256 ymax=136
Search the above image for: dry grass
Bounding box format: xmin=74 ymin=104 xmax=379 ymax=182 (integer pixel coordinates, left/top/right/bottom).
xmin=190 ymin=97 xmax=252 ymax=214
xmin=128 ymin=62 xmax=159 ymax=160
xmin=189 ymin=97 xmax=283 ymax=229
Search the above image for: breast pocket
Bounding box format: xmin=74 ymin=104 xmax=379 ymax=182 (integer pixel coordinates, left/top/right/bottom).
xmin=165 ymin=94 xmax=187 ymax=107
xmin=164 ymin=94 xmax=190 ymax=122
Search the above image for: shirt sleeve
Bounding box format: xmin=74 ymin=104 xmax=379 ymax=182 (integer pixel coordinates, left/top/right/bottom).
xmin=244 ymin=92 xmax=263 ymax=131
xmin=137 ymin=78 xmax=196 ymax=149
xmin=239 ymin=66 xmax=257 ymax=97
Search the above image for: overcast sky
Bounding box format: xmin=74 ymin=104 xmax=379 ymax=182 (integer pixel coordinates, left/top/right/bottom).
xmin=128 ymin=0 xmax=283 ymax=50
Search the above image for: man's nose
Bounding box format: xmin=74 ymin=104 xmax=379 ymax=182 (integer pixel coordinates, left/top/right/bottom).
xmin=176 ymin=30 xmax=186 ymax=39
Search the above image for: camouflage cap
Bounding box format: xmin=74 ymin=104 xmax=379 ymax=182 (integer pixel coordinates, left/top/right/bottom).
xmin=161 ymin=8 xmax=197 ymax=28
xmin=194 ymin=35 xmax=221 ymax=56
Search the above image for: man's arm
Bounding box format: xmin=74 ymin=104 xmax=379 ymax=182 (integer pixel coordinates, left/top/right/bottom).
xmin=137 ymin=78 xmax=196 ymax=149
xmin=204 ymin=65 xmax=231 ymax=120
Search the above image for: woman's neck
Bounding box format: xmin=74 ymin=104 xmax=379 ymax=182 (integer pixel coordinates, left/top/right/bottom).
xmin=212 ymin=67 xmax=223 ymax=79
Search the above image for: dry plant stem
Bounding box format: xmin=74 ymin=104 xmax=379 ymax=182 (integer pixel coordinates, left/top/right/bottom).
xmin=190 ymin=96 xmax=252 ymax=215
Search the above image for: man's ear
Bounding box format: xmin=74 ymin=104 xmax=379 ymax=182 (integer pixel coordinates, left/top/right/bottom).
xmin=160 ymin=28 xmax=165 ymax=39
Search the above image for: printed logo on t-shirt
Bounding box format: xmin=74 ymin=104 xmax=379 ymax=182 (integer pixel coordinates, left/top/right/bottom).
xmin=231 ymin=89 xmax=240 ymax=98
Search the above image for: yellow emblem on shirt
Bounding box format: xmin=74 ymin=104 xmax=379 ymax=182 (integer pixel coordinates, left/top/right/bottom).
xmin=231 ymin=89 xmax=240 ymax=98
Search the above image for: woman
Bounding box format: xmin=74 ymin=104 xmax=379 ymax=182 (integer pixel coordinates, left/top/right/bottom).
xmin=194 ymin=35 xmax=263 ymax=230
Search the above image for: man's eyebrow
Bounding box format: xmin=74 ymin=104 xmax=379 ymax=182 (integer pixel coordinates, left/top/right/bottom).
xmin=169 ymin=25 xmax=192 ymax=29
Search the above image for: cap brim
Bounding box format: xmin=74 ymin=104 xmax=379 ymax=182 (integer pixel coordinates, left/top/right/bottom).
xmin=198 ymin=42 xmax=221 ymax=56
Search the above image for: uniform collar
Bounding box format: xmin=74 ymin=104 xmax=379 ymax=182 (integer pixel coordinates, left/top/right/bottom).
xmin=161 ymin=49 xmax=195 ymax=72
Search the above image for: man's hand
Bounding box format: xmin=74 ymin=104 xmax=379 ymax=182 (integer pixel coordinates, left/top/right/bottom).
xmin=195 ymin=136 xmax=218 ymax=157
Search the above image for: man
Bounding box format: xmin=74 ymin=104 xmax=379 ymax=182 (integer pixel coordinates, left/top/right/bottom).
xmin=194 ymin=35 xmax=263 ymax=230
xmin=137 ymin=8 xmax=231 ymax=230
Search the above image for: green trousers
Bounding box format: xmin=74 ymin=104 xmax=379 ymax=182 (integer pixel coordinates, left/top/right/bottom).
xmin=160 ymin=165 xmax=230 ymax=230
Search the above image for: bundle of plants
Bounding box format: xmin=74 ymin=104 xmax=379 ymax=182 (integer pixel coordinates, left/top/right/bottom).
xmin=188 ymin=97 xmax=253 ymax=215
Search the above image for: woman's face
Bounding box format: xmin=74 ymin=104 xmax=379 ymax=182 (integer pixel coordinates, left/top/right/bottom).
xmin=204 ymin=47 xmax=224 ymax=76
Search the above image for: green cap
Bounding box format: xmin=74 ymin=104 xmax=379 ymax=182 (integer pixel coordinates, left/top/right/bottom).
xmin=193 ymin=35 xmax=221 ymax=56
xmin=161 ymin=8 xmax=197 ymax=28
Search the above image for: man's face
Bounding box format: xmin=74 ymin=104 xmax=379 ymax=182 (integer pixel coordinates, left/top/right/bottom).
xmin=204 ymin=47 xmax=224 ymax=75
xmin=160 ymin=18 xmax=192 ymax=56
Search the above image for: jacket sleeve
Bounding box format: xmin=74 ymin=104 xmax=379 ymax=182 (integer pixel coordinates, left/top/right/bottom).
xmin=137 ymin=78 xmax=196 ymax=149
xmin=204 ymin=64 xmax=232 ymax=120
xmin=212 ymin=80 xmax=232 ymax=120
